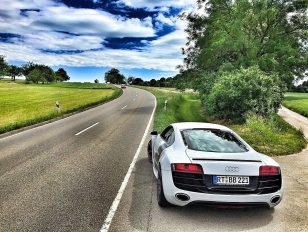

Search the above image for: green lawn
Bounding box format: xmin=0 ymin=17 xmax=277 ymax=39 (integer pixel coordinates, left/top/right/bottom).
xmin=0 ymin=80 xmax=121 ymax=133
xmin=141 ymin=87 xmax=306 ymax=156
xmin=283 ymin=92 xmax=308 ymax=117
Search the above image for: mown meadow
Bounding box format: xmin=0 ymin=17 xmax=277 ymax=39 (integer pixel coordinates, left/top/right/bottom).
xmin=0 ymin=79 xmax=121 ymax=133
xmin=283 ymin=92 xmax=308 ymax=117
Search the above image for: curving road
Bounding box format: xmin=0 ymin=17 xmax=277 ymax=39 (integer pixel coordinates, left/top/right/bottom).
xmin=0 ymin=87 xmax=156 ymax=232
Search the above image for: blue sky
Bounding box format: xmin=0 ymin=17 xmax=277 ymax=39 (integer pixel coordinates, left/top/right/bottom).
xmin=0 ymin=0 xmax=196 ymax=81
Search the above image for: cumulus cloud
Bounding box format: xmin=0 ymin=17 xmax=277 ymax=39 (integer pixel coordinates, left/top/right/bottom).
xmin=0 ymin=0 xmax=155 ymax=43
xmin=31 ymin=6 xmax=155 ymax=38
xmin=0 ymin=22 xmax=187 ymax=71
xmin=0 ymin=0 xmax=194 ymax=71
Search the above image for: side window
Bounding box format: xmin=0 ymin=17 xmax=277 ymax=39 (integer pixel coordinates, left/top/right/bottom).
xmin=161 ymin=126 xmax=175 ymax=146
xmin=166 ymin=131 xmax=175 ymax=146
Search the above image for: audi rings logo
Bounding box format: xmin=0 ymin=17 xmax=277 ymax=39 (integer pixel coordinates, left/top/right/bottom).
xmin=225 ymin=166 xmax=239 ymax=172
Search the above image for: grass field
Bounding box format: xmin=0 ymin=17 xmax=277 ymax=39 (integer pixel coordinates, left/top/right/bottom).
xmin=0 ymin=80 xmax=121 ymax=133
xmin=31 ymin=82 xmax=114 ymax=89
xmin=141 ymin=87 xmax=306 ymax=156
xmin=283 ymin=92 xmax=308 ymax=117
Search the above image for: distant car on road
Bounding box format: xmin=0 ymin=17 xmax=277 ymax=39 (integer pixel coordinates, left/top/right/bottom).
xmin=148 ymin=122 xmax=283 ymax=208
xmin=121 ymin=84 xmax=126 ymax=89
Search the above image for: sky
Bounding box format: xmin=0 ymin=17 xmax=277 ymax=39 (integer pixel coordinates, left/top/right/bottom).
xmin=0 ymin=0 xmax=197 ymax=81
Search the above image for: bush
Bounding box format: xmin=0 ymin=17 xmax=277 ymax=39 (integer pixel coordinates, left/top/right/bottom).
xmin=201 ymin=67 xmax=286 ymax=121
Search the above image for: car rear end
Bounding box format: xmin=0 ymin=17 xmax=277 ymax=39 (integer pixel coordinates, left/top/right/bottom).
xmin=162 ymin=127 xmax=283 ymax=208
xmin=162 ymin=160 xmax=282 ymax=208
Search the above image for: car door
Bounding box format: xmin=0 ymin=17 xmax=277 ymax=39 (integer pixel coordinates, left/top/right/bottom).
xmin=153 ymin=125 xmax=175 ymax=169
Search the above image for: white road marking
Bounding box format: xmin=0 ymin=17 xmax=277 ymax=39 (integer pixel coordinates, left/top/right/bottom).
xmin=121 ymin=105 xmax=127 ymax=110
xmin=100 ymin=94 xmax=157 ymax=232
xmin=75 ymin=122 xmax=99 ymax=136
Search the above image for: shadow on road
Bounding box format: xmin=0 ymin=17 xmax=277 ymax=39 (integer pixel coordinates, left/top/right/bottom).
xmin=129 ymin=157 xmax=274 ymax=232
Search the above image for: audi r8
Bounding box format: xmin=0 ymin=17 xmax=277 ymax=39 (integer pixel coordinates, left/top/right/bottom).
xmin=148 ymin=122 xmax=283 ymax=208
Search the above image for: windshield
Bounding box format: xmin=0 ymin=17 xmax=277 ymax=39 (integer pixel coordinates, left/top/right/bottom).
xmin=182 ymin=129 xmax=248 ymax=153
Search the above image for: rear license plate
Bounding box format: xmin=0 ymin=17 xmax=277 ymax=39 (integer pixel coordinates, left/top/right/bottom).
xmin=213 ymin=176 xmax=249 ymax=185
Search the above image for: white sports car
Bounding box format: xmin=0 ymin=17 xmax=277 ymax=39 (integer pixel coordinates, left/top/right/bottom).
xmin=148 ymin=122 xmax=283 ymax=208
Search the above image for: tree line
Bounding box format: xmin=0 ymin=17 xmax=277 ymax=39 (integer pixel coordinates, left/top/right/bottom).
xmin=103 ymin=68 xmax=184 ymax=88
xmin=0 ymin=55 xmax=70 ymax=83
xmin=290 ymin=80 xmax=308 ymax=93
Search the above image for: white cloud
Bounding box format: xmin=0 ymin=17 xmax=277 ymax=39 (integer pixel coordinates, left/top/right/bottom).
xmin=31 ymin=6 xmax=155 ymax=38
xmin=0 ymin=26 xmax=186 ymax=71
xmin=24 ymin=32 xmax=104 ymax=51
xmin=155 ymin=13 xmax=175 ymax=26
xmin=118 ymin=0 xmax=196 ymax=10
xmin=0 ymin=0 xmax=193 ymax=71
xmin=0 ymin=0 xmax=157 ymax=55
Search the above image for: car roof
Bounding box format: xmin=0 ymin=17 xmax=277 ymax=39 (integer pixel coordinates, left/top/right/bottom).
xmin=171 ymin=122 xmax=231 ymax=131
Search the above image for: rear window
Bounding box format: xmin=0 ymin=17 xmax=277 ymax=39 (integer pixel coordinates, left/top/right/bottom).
xmin=181 ymin=129 xmax=248 ymax=153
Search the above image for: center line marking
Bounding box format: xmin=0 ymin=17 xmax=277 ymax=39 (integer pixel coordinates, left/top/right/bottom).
xmin=75 ymin=122 xmax=99 ymax=136
xmin=121 ymin=105 xmax=127 ymax=110
xmin=100 ymin=93 xmax=157 ymax=232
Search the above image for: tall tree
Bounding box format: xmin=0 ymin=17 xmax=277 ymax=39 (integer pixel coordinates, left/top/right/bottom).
xmin=37 ymin=65 xmax=55 ymax=83
xmin=104 ymin=68 xmax=125 ymax=84
xmin=22 ymin=62 xmax=37 ymax=81
xmin=132 ymin=77 xmax=144 ymax=85
xmin=8 ymin=65 xmax=23 ymax=81
xmin=182 ymin=0 xmax=308 ymax=86
xmin=55 ymin=68 xmax=70 ymax=82
xmin=0 ymin=55 xmax=9 ymax=77
xmin=149 ymin=79 xmax=157 ymax=87
xmin=28 ymin=68 xmax=41 ymax=84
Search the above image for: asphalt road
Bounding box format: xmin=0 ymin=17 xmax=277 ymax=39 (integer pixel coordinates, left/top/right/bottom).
xmin=0 ymin=87 xmax=156 ymax=232
xmin=109 ymin=107 xmax=308 ymax=232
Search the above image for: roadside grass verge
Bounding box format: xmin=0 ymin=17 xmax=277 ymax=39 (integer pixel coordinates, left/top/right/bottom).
xmin=140 ymin=87 xmax=306 ymax=156
xmin=140 ymin=87 xmax=206 ymax=132
xmin=32 ymin=82 xmax=114 ymax=89
xmin=283 ymin=92 xmax=308 ymax=117
xmin=0 ymin=80 xmax=122 ymax=134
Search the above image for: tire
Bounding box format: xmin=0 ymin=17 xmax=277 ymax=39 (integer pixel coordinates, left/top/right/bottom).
xmin=157 ymin=168 xmax=170 ymax=207
xmin=147 ymin=140 xmax=152 ymax=163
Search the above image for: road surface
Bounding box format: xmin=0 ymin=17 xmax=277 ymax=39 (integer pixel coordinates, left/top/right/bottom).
xmin=109 ymin=106 xmax=308 ymax=232
xmin=0 ymin=87 xmax=156 ymax=232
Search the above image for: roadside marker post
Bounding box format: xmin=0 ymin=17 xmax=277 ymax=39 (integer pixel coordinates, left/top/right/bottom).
xmin=164 ymin=100 xmax=168 ymax=110
xmin=56 ymin=100 xmax=61 ymax=113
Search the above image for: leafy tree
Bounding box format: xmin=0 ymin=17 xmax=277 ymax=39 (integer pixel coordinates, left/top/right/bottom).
xmin=104 ymin=68 xmax=125 ymax=84
xmin=158 ymin=77 xmax=166 ymax=87
xmin=149 ymin=79 xmax=157 ymax=87
xmin=132 ymin=77 xmax=144 ymax=85
xmin=202 ymin=67 xmax=286 ymax=121
xmin=22 ymin=62 xmax=37 ymax=79
xmin=94 ymin=79 xmax=99 ymax=83
xmin=28 ymin=68 xmax=41 ymax=84
xmin=55 ymin=68 xmax=70 ymax=82
xmin=0 ymin=55 xmax=9 ymax=77
xmin=8 ymin=65 xmax=23 ymax=81
xmin=24 ymin=64 xmax=55 ymax=83
xmin=182 ymin=0 xmax=308 ymax=87
xmin=38 ymin=65 xmax=55 ymax=83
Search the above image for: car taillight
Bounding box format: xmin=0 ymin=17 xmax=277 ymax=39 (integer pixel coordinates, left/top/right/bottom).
xmin=172 ymin=163 xmax=203 ymax=174
xmin=259 ymin=165 xmax=280 ymax=176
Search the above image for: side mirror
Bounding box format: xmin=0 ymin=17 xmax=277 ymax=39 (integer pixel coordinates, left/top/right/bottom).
xmin=151 ymin=131 xmax=158 ymax=136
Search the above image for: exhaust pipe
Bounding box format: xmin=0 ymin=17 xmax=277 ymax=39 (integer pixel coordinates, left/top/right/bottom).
xmin=270 ymin=196 xmax=281 ymax=204
xmin=175 ymin=193 xmax=190 ymax=202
